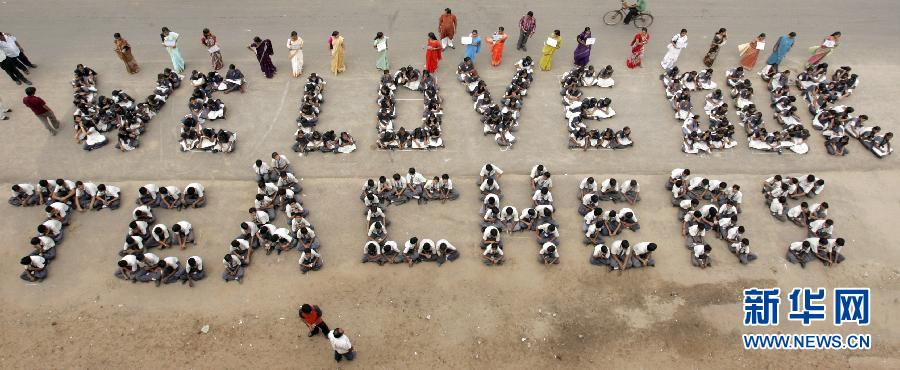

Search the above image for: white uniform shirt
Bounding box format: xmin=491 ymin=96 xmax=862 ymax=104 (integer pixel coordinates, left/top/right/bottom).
xmin=174 ymin=221 xmax=192 ymax=235
xmin=579 ymin=178 xmax=597 ymax=193
xmin=328 ymin=332 xmax=353 ymax=354
xmin=539 ymin=242 xmax=559 ymax=257
xmin=693 ymin=244 xmax=706 ymax=258
xmin=632 ymin=242 xmax=652 ymax=255
xmin=76 ymin=182 xmax=99 ymax=198
xmin=479 ymin=165 xmax=503 ymax=178
xmin=405 ymin=172 xmax=427 ymax=186
xmin=120 ymin=255 xmax=138 ymax=271
xmin=185 ymin=183 xmax=205 ymax=197
xmin=533 ymin=190 xmax=553 ymax=203
xmin=592 ymin=244 xmax=610 ymax=258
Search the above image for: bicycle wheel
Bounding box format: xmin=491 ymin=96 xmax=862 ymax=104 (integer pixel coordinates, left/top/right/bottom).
xmin=603 ymin=10 xmax=623 ymax=25
xmin=633 ymin=14 xmax=654 ymax=28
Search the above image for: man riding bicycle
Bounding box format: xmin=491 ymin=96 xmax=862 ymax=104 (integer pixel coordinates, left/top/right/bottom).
xmin=623 ymin=0 xmax=646 ymax=24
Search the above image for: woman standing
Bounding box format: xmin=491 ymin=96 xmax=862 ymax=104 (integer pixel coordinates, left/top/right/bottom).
xmin=739 ymin=33 xmax=766 ymax=70
xmin=201 ymin=28 xmax=224 ymax=71
xmin=486 ymin=26 xmax=508 ymax=67
xmin=465 ymin=30 xmax=482 ymax=63
xmin=660 ymin=29 xmax=688 ymax=71
xmin=287 ymin=31 xmax=304 ymax=78
xmin=248 ymin=36 xmax=276 ymax=78
xmin=374 ymin=32 xmax=389 ymax=71
xmin=113 ymin=33 xmax=140 ymax=74
xmin=329 ymin=31 xmax=346 ymax=75
xmin=424 ymin=32 xmax=441 ymax=73
xmin=807 ymin=32 xmax=841 ymax=67
xmin=703 ymin=28 xmax=727 ymax=67
xmin=573 ymin=27 xmax=592 ymax=67
xmin=626 ymin=28 xmax=649 ymax=69
xmin=539 ymin=30 xmax=561 ymax=71
xmin=161 ymin=27 xmax=184 ymax=74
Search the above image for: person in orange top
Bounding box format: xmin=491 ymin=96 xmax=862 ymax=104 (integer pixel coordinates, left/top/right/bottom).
xmin=739 ymin=33 xmax=766 ymax=70
xmin=298 ymin=303 xmax=330 ymax=338
xmin=425 ymin=32 xmax=442 ymax=73
xmin=486 ymin=26 xmax=509 ymax=67
xmin=438 ymin=8 xmax=457 ymax=50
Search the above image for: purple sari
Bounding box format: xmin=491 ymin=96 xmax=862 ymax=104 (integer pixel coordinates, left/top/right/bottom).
xmin=255 ymin=39 xmax=276 ymax=78
xmin=573 ymin=31 xmax=592 ymax=66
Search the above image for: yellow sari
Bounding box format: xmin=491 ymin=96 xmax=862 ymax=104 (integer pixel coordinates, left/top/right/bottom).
xmin=540 ymin=34 xmax=561 ymax=71
xmin=330 ymin=36 xmax=346 ymax=75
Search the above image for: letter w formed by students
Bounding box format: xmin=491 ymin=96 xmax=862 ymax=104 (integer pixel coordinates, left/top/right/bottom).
xmin=456 ymin=60 xmax=535 ymax=149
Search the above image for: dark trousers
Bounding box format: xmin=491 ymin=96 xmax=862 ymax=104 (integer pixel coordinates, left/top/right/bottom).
xmin=16 ymin=53 xmax=36 ymax=68
xmin=624 ymin=7 xmax=638 ymax=24
xmin=1 ymin=58 xmax=25 ymax=82
xmin=334 ymin=350 xmax=356 ymax=362
xmin=517 ymin=30 xmax=530 ymax=50
xmin=309 ymin=321 xmax=330 ymax=336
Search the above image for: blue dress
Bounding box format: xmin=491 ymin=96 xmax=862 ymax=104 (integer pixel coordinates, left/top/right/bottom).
xmin=766 ymin=35 xmax=794 ymax=65
xmin=465 ymin=36 xmax=482 ymax=62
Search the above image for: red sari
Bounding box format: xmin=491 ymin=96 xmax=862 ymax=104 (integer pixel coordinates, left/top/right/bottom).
xmin=626 ymin=32 xmax=648 ymax=69
xmin=739 ymin=39 xmax=762 ymax=70
xmin=425 ymin=39 xmax=442 ymax=73
xmin=488 ymin=33 xmax=508 ymax=66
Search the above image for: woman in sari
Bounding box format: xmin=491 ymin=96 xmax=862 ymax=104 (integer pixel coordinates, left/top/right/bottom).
xmin=703 ymin=28 xmax=727 ymax=67
xmin=465 ymin=30 xmax=482 ymax=63
xmin=807 ymin=32 xmax=840 ymax=67
xmin=485 ymin=26 xmax=508 ymax=67
xmin=201 ymin=28 xmax=224 ymax=71
xmin=248 ymin=36 xmax=276 ymax=78
xmin=161 ymin=27 xmax=184 ymax=74
xmin=374 ymin=32 xmax=389 ymax=71
xmin=539 ymin=30 xmax=561 ymax=71
xmin=661 ymin=29 xmax=688 ymax=71
xmin=573 ymin=27 xmax=592 ymax=67
xmin=738 ymin=33 xmax=766 ymax=70
xmin=626 ymin=27 xmax=649 ymax=69
xmin=113 ymin=33 xmax=139 ymax=74
xmin=424 ymin=32 xmax=441 ymax=73
xmin=329 ymin=31 xmax=346 ymax=75
xmin=287 ymin=31 xmax=304 ymax=78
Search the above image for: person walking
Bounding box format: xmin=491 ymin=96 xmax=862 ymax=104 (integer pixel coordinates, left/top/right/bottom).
xmin=573 ymin=27 xmax=593 ymax=67
xmin=287 ymin=31 xmax=305 ymax=77
xmin=298 ymin=303 xmax=330 ymax=338
xmin=517 ymin=11 xmax=536 ymax=51
xmin=329 ymin=31 xmax=346 ymax=75
xmin=424 ymin=32 xmax=441 ymax=73
xmin=201 ymin=28 xmax=224 ymax=71
xmin=374 ymin=32 xmax=389 ymax=71
xmin=661 ymin=29 xmax=688 ymax=71
xmin=0 ymin=31 xmax=38 ymax=72
xmin=765 ymin=32 xmax=796 ymax=72
xmin=438 ymin=8 xmax=457 ymax=50
xmin=702 ymin=28 xmax=727 ymax=67
xmin=626 ymin=27 xmax=649 ymax=69
xmin=328 ymin=328 xmax=356 ymax=362
xmin=22 ymin=87 xmax=59 ymax=135
xmin=160 ymin=27 xmax=185 ymax=74
xmin=738 ymin=33 xmax=766 ymax=70
xmin=807 ymin=31 xmax=840 ymax=67
xmin=113 ymin=33 xmax=140 ymax=74
xmin=0 ymin=96 xmax=10 ymax=120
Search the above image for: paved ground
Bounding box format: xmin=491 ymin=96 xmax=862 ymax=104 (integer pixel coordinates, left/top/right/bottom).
xmin=0 ymin=0 xmax=898 ymax=368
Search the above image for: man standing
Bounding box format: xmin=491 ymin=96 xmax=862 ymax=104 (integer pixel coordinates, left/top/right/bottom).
xmin=517 ymin=11 xmax=536 ymax=51
xmin=22 ymin=87 xmax=59 ymax=135
xmin=328 ymin=328 xmax=356 ymax=362
xmin=299 ymin=303 xmax=330 ymax=338
xmin=438 ymin=8 xmax=457 ymax=50
xmin=1 ymin=54 xmax=29 ymax=85
xmin=0 ymin=32 xmax=37 ymax=75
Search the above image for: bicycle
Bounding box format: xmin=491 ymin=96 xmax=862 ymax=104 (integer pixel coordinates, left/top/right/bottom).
xmin=604 ymin=1 xmax=654 ymax=28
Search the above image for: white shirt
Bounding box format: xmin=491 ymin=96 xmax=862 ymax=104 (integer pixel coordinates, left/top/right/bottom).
xmin=537 ymin=223 xmax=559 ymax=238
xmin=76 ymin=182 xmax=99 ymax=198
xmin=253 ymin=162 xmax=271 ymax=175
xmin=98 ymin=185 xmax=121 ymax=198
xmin=0 ymin=34 xmax=21 ymax=57
xmin=41 ymin=219 xmax=63 ymax=235
xmin=140 ymin=184 xmax=160 ymax=197
xmin=693 ymin=244 xmax=706 ymax=258
xmin=367 ymin=222 xmax=385 ymax=236
xmin=328 ymin=332 xmax=353 ymax=354
xmin=592 ymin=244 xmax=609 ymax=258
xmin=364 ymin=241 xmax=382 ymax=254
xmin=174 ymin=220 xmax=192 ymax=235
xmin=405 ymin=172 xmax=427 ymax=186
xmin=530 ymin=165 xmax=547 ymax=179
xmin=726 ymin=226 xmax=741 ymax=241
xmin=12 ymin=183 xmax=35 ymax=197
xmin=480 ymin=180 xmax=500 ymax=192
xmin=789 ymin=241 xmax=810 ymax=252
xmin=533 ymin=190 xmax=553 ymax=202
xmin=254 ymin=210 xmax=270 ymax=224
xmin=132 ymin=205 xmax=152 ymax=220
xmin=417 ymin=239 xmax=435 ymax=254
xmin=534 ymin=176 xmax=553 ymax=189
xmin=480 ymin=165 xmax=503 ymax=178
xmin=610 ymin=240 xmax=628 ymax=256
xmin=769 ymin=200 xmax=783 ymax=214
xmin=403 ymin=240 xmax=417 ymax=254
xmin=185 ymin=183 xmax=205 ymax=197
xmin=670 ymin=168 xmax=687 ymax=179
xmin=619 ymin=208 xmax=638 ymax=222
xmin=809 ymin=220 xmax=831 ymax=234
xmin=383 ymin=241 xmax=400 ymax=254
xmin=787 ymin=205 xmax=804 ymax=218
xmin=600 ymin=179 xmax=619 ymax=193
xmin=621 ymin=181 xmax=640 ymax=194
xmin=152 ymin=224 xmax=170 ymax=241
xmin=162 ymin=256 xmax=180 ymax=269
xmin=139 ymin=253 xmax=160 ymax=268
xmin=539 ymin=242 xmax=559 ymax=257
xmin=162 ymin=185 xmax=181 ymax=197
xmin=482 ymin=226 xmax=499 ymax=240
xmin=436 ymin=239 xmax=457 ymax=255
xmin=35 ymin=235 xmax=55 ymax=251
xmin=579 ymin=178 xmax=597 ymax=192
xmin=187 ymin=256 xmax=203 ymax=271
xmin=632 ymin=242 xmax=652 ymax=255
xmin=499 ymin=207 xmax=519 ymax=222
xmin=120 ymin=255 xmax=138 ymax=271
xmin=231 ymin=238 xmax=251 ymax=252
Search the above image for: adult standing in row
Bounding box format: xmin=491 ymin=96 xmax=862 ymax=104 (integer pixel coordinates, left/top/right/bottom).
xmin=702 ymin=28 xmax=727 ymax=67
xmin=299 ymin=303 xmax=330 ymax=338
xmin=161 ymin=27 xmax=184 ymax=74
xmin=113 ymin=33 xmax=140 ymax=74
xmin=0 ymin=31 xmax=38 ymax=73
xmin=765 ymin=32 xmax=795 ymax=72
xmin=201 ymin=28 xmax=224 ymax=71
xmin=424 ymin=32 xmax=441 ymax=73
xmin=329 ymin=31 xmax=346 ymax=75
xmin=573 ymin=27 xmax=593 ymax=67
xmin=539 ymin=30 xmax=561 ymax=71
xmin=626 ymin=27 xmax=649 ymax=69
xmin=22 ymin=87 xmax=59 ymax=135
xmin=249 ymin=36 xmax=276 ymax=78
xmin=661 ymin=28 xmax=688 ymax=71
xmin=486 ymin=27 xmax=508 ymax=67
xmin=738 ymin=33 xmax=765 ymax=70
xmin=374 ymin=32 xmax=389 ymax=72
xmin=465 ymin=30 xmax=482 ymax=63
xmin=438 ymin=8 xmax=457 ymax=50
xmin=1 ymin=53 xmax=30 ymax=85
xmin=807 ymin=31 xmax=840 ymax=67
xmin=287 ymin=31 xmax=305 ymax=77
xmin=517 ymin=11 xmax=536 ymax=52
